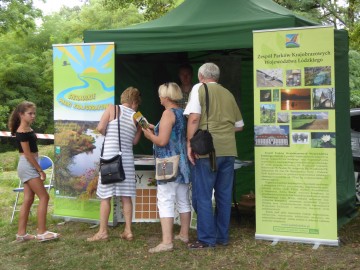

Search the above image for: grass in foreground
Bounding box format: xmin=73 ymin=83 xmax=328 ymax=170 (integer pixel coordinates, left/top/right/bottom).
xmin=1 ymin=206 xmax=360 ymax=270
xmin=0 ymin=146 xmax=360 ymax=270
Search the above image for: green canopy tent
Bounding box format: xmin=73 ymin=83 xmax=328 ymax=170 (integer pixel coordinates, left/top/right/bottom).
xmin=84 ymin=0 xmax=357 ymax=226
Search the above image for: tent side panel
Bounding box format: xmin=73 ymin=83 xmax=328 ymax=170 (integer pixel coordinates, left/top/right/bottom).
xmin=235 ymin=59 xmax=255 ymax=199
xmin=335 ymin=30 xmax=357 ymax=228
xmin=334 ymin=30 xmax=358 ymax=227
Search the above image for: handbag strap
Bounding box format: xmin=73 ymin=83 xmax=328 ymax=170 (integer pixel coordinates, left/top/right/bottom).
xmin=203 ymin=83 xmax=210 ymax=130
xmin=202 ymin=83 xmax=217 ymax=172
xmin=100 ymin=105 xmax=121 ymax=157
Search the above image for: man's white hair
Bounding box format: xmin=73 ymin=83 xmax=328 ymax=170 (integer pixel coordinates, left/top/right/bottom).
xmin=198 ymin=63 xmax=220 ymax=81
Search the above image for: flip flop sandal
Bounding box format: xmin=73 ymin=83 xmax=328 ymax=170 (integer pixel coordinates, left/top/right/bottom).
xmin=174 ymin=234 xmax=189 ymax=243
xmin=188 ymin=241 xmax=214 ymax=250
xmin=37 ymin=231 xmax=60 ymax=242
xmin=87 ymin=233 xmax=109 ymax=242
xmin=13 ymin=233 xmax=36 ymax=243
xmin=148 ymin=243 xmax=174 ymax=253
xmin=120 ymin=232 xmax=134 ymax=241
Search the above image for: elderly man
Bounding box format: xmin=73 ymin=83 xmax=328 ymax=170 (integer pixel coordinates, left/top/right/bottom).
xmin=184 ymin=62 xmax=244 ymax=249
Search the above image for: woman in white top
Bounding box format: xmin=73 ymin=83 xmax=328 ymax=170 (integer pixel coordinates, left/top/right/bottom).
xmin=87 ymin=87 xmax=142 ymax=242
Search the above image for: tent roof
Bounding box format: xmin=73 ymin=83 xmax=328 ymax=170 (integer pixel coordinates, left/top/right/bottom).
xmin=84 ymin=0 xmax=317 ymax=54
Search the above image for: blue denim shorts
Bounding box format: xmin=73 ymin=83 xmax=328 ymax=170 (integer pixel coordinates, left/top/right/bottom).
xmin=17 ymin=156 xmax=39 ymax=183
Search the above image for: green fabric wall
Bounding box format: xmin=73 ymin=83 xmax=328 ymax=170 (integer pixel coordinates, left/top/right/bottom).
xmin=334 ymin=30 xmax=357 ymax=227
xmin=235 ymin=59 xmax=256 ymax=199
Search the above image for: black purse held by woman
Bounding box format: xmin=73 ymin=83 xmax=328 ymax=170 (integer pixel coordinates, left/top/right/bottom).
xmin=99 ymin=105 xmax=126 ymax=184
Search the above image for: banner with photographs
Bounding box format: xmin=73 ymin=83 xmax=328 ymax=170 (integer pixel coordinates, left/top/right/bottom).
xmin=53 ymin=42 xmax=115 ymax=222
xmin=253 ymin=26 xmax=338 ymax=246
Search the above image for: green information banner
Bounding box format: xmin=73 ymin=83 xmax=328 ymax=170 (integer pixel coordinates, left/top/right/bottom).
xmin=53 ymin=42 xmax=115 ymax=223
xmin=253 ymin=26 xmax=338 ymax=246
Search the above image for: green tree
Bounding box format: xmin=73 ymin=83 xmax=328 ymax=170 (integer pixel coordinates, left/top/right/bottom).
xmin=0 ymin=105 xmax=9 ymax=130
xmin=274 ymin=0 xmax=358 ymax=29
xmin=349 ymin=50 xmax=360 ymax=107
xmin=0 ymin=30 xmax=53 ymax=133
xmin=0 ymin=0 xmax=41 ymax=34
xmin=101 ymin=0 xmax=182 ymax=20
xmin=274 ymin=0 xmax=360 ymax=107
xmin=274 ymin=0 xmax=360 ymax=46
xmin=36 ymin=0 xmax=144 ymax=43
xmin=350 ymin=21 xmax=360 ymax=50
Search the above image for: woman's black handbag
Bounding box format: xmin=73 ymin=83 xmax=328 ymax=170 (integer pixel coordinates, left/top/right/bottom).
xmin=189 ymin=83 xmax=216 ymax=171
xmin=100 ymin=154 xmax=125 ymax=184
xmin=99 ymin=105 xmax=126 ymax=184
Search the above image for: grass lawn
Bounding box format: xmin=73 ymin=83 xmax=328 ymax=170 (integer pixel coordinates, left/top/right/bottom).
xmin=0 ymin=146 xmax=360 ymax=270
xmin=292 ymin=119 xmax=314 ymax=129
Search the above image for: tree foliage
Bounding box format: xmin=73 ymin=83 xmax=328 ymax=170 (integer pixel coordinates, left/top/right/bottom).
xmin=274 ymin=0 xmax=359 ymax=31
xmin=274 ymin=0 xmax=360 ymax=107
xmin=0 ymin=0 xmax=41 ymax=34
xmin=349 ymin=50 xmax=360 ymax=107
xmin=101 ymin=0 xmax=180 ymax=20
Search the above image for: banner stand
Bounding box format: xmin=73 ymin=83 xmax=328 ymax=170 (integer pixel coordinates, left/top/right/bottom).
xmin=253 ymin=26 xmax=338 ymax=246
xmin=255 ymin=234 xmax=339 ymax=248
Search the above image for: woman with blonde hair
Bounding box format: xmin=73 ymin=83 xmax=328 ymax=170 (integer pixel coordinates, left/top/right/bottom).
xmin=8 ymin=101 xmax=60 ymax=242
xmin=87 ymin=87 xmax=142 ymax=241
xmin=143 ymin=82 xmax=191 ymax=253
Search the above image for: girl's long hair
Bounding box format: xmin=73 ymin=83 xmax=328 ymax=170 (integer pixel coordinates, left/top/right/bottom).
xmin=8 ymin=101 xmax=36 ymax=135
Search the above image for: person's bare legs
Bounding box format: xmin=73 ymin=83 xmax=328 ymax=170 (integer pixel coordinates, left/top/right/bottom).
xmin=25 ymin=178 xmax=49 ymax=234
xmin=87 ymin=198 xmax=111 ymax=241
xmin=148 ymin=183 xmax=175 ymax=253
xmin=178 ymin=211 xmax=191 ymax=240
xmin=99 ymin=198 xmax=111 ymax=235
xmin=120 ymin=196 xmax=133 ymax=240
xmin=148 ymin=217 xmax=174 ymax=253
xmin=174 ymin=184 xmax=191 ymax=242
xmin=160 ymin=217 xmax=174 ymax=245
xmin=17 ymin=182 xmax=35 ymax=236
xmin=18 ymin=177 xmax=59 ymax=242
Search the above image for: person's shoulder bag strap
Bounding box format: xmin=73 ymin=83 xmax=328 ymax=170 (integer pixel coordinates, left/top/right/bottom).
xmin=100 ymin=105 xmax=122 ymax=158
xmin=202 ymin=83 xmax=216 ymax=172
xmin=203 ymin=83 xmax=210 ymax=131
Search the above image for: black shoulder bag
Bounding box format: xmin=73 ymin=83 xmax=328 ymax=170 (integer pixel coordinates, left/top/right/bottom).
xmin=99 ymin=105 xmax=126 ymax=184
xmin=189 ymin=83 xmax=217 ymax=171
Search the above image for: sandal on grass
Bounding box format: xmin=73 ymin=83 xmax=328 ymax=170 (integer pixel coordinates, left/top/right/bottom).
xmin=174 ymin=234 xmax=189 ymax=243
xmin=13 ymin=233 xmax=36 ymax=243
xmin=188 ymin=241 xmax=214 ymax=250
xmin=148 ymin=243 xmax=173 ymax=253
xmin=37 ymin=231 xmax=60 ymax=242
xmin=120 ymin=232 xmax=134 ymax=241
xmin=87 ymin=232 xmax=108 ymax=242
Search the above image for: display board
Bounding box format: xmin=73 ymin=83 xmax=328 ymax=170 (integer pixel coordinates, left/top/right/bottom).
xmin=253 ymin=26 xmax=338 ymax=246
xmin=53 ymin=42 xmax=116 ymax=223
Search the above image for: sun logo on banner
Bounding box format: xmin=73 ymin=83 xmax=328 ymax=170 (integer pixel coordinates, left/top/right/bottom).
xmin=286 ymin=34 xmax=300 ymax=48
xmin=53 ymin=44 xmax=115 ymax=111
xmin=53 ymin=44 xmax=114 ymax=74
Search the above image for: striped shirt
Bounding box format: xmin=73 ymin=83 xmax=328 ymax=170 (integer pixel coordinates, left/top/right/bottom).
xmin=96 ymin=105 xmax=137 ymax=198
